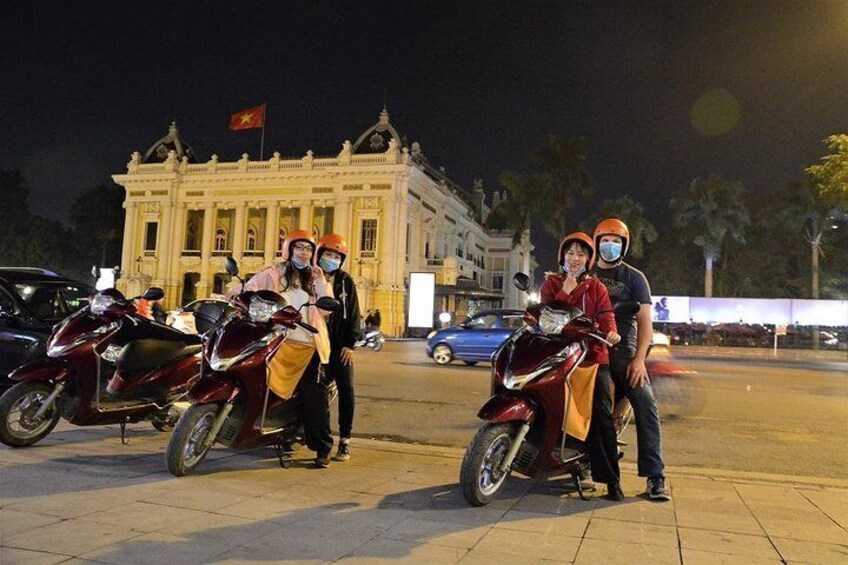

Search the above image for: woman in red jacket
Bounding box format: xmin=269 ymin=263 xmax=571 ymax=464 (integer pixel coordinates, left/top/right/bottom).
xmin=540 ymin=231 xmax=624 ymax=500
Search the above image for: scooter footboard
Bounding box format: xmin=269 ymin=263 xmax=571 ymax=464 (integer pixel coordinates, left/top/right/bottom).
xmin=9 ymin=357 xmax=71 ymax=383
xmin=478 ymin=394 xmax=537 ymax=424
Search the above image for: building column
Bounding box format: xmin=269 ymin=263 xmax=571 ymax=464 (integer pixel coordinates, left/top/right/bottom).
xmin=232 ymin=202 xmax=247 ymax=262
xmin=300 ymin=202 xmax=313 ymax=234
xmin=199 ymin=203 xmax=216 ymax=297
xmin=157 ymin=200 xmax=173 ymax=283
xmin=334 ymin=196 xmax=351 ymax=242
xmin=264 ymin=201 xmax=280 ymax=262
xmin=166 ymin=203 xmax=186 ymax=309
xmin=119 ymin=202 xmax=138 ymax=294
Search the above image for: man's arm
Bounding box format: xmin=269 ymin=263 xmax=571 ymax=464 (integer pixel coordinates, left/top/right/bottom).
xmin=627 ymin=304 xmax=653 ymax=387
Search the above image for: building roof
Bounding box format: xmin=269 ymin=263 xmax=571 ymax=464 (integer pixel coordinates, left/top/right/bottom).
xmin=143 ymin=121 xmax=197 ymax=163
xmin=351 ymin=107 xmax=402 ymax=154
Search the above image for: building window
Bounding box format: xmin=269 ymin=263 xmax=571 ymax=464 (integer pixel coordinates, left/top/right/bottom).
xmin=183 ymin=210 xmax=203 ymax=254
xmin=492 ymin=273 xmax=504 ymax=291
xmin=405 ymin=223 xmax=411 ymax=262
xmin=360 ymin=219 xmax=377 ymax=258
xmin=144 ymin=222 xmax=158 ymax=255
xmin=312 ymin=206 xmax=334 ymax=238
xmin=214 ymin=228 xmax=228 ymax=252
xmin=277 ymin=227 xmax=287 ymax=255
xmin=246 ymin=226 xmax=258 ymax=251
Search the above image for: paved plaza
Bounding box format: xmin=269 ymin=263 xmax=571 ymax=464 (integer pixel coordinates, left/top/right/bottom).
xmin=1 ymin=423 xmax=847 ymax=564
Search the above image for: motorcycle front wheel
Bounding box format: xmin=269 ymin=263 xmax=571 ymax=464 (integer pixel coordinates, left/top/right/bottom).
xmin=166 ymin=403 xmax=218 ymax=476
xmin=0 ymin=382 xmax=61 ymax=447
xmin=371 ymin=338 xmax=384 ymax=352
xmin=460 ymin=422 xmax=516 ymax=506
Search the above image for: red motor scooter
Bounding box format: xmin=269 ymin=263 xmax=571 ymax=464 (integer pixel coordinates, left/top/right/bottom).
xmin=0 ymin=287 xmax=227 ymax=447
xmin=166 ymin=257 xmax=338 ymax=476
xmin=460 ymin=273 xmax=639 ymax=506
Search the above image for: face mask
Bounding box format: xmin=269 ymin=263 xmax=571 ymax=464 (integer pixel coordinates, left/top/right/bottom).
xmin=599 ymin=241 xmax=623 ymax=263
xmin=291 ymin=257 xmax=310 ymax=270
xmin=562 ymin=263 xmax=586 ymax=276
xmin=319 ymin=256 xmax=341 ymax=273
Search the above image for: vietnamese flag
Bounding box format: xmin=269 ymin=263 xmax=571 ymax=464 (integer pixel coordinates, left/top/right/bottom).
xmin=229 ymin=104 xmax=266 ymax=130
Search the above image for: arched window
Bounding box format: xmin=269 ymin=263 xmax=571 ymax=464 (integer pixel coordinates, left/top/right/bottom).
xmin=246 ymin=226 xmax=257 ymax=251
xmin=215 ymin=228 xmax=228 ymax=251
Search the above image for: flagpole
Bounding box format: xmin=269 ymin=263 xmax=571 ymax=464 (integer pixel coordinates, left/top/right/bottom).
xmin=259 ymin=103 xmax=267 ymax=160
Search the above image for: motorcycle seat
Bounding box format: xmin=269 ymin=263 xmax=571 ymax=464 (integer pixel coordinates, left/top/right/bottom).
xmin=115 ymin=339 xmax=202 ymax=374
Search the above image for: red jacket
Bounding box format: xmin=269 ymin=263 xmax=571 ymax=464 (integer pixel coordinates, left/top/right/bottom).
xmin=539 ymin=273 xmax=617 ymax=365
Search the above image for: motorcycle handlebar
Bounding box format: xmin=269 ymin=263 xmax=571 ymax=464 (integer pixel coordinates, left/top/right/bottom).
xmin=297 ymin=321 xmax=318 ymax=334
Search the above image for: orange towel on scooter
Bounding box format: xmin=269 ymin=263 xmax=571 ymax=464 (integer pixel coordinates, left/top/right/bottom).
xmin=562 ymin=364 xmax=597 ymax=442
xmin=267 ymin=340 xmax=315 ymax=400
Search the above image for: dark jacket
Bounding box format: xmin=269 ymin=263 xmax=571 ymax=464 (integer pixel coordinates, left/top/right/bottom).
xmin=327 ymin=270 xmax=361 ymax=350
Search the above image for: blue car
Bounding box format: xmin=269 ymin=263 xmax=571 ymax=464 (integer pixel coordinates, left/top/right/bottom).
xmin=425 ymin=309 xmax=525 ymax=365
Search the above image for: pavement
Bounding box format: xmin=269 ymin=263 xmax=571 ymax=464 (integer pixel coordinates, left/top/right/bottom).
xmin=2 ymin=424 xmax=847 ymax=564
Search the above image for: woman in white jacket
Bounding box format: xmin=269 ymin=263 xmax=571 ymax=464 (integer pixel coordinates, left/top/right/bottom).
xmin=244 ymin=230 xmax=335 ymax=467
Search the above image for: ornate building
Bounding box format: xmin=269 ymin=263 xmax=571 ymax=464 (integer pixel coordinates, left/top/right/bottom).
xmin=112 ymin=109 xmax=535 ymax=336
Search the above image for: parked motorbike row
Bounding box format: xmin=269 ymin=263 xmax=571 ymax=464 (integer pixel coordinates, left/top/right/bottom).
xmin=0 ymin=258 xmax=340 ymax=477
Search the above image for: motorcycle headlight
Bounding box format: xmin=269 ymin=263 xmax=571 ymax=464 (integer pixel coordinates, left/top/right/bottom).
xmin=248 ymin=295 xmax=283 ymax=323
xmin=209 ymin=329 xmax=284 ymax=371
xmin=47 ymin=321 xmax=120 ymax=357
xmin=99 ymin=344 xmax=124 ymax=364
xmin=503 ymin=342 xmax=582 ymax=390
xmin=538 ymin=308 xmax=568 ymax=334
xmin=90 ymin=293 xmax=118 ymax=316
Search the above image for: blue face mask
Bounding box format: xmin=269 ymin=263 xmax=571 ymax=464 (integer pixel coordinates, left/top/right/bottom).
xmin=291 ymin=257 xmax=310 ymax=270
xmin=599 ymin=241 xmax=623 ymax=263
xmin=319 ymin=256 xmax=341 ymax=273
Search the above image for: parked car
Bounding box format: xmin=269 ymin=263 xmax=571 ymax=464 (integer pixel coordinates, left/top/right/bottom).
xmin=426 ymin=309 xmax=525 ymax=365
xmin=0 ymin=268 xmax=95 ymax=387
xmin=166 ymin=298 xmax=236 ymax=335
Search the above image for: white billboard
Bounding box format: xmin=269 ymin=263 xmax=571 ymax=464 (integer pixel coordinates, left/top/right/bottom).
xmin=689 ymin=297 xmax=792 ymax=324
xmin=790 ymin=299 xmax=848 ymax=326
xmin=407 ymin=272 xmax=436 ymax=328
xmin=651 ymin=296 xmax=690 ymax=323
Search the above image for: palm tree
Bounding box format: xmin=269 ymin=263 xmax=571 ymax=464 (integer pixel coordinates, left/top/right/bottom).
xmin=581 ymin=195 xmax=658 ymax=260
xmin=671 ymin=176 xmax=749 ymax=297
xmin=531 ymin=136 xmax=591 ymax=239
xmin=486 ymin=171 xmax=538 ymax=246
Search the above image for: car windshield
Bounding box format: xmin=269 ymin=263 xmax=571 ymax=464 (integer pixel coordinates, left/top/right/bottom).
xmin=14 ymin=283 xmax=92 ymax=322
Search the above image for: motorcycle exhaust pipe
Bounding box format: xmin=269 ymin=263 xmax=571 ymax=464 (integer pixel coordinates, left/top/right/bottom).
xmin=498 ymin=422 xmax=531 ymax=474
xmin=32 ymin=382 xmax=65 ymax=421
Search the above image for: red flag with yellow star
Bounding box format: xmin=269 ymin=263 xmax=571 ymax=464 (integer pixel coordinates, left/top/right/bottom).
xmin=229 ymin=104 xmax=266 ymax=130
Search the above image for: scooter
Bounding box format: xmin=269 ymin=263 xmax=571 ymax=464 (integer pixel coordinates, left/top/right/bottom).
xmin=460 ymin=273 xmax=639 ymax=506
xmin=354 ymin=328 xmax=385 ymax=351
xmin=0 ymin=288 xmax=222 ymax=447
xmin=166 ymin=257 xmax=339 ymax=476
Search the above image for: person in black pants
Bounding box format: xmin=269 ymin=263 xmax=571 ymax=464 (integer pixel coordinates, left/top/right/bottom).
xmin=315 ymin=233 xmax=361 ymax=461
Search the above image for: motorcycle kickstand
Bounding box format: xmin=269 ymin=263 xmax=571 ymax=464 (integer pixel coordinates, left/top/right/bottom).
xmin=119 ymin=418 xmax=130 ymax=445
xmin=274 ymin=442 xmax=294 ymax=469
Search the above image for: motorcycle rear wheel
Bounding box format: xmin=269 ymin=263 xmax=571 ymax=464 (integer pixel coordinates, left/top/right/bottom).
xmin=371 ymin=339 xmax=383 ymax=352
xmin=166 ymin=403 xmax=218 ymax=476
xmin=460 ymin=422 xmax=516 ymax=506
xmin=0 ymin=382 xmax=61 ymax=447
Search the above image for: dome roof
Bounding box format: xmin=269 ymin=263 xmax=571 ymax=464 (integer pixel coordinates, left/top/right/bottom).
xmin=352 ymin=108 xmax=403 ymax=154
xmin=143 ymin=121 xmax=197 ymax=163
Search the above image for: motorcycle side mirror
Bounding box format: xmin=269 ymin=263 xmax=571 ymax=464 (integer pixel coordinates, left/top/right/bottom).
xmin=142 ymin=287 xmax=165 ymax=301
xmin=224 ymin=256 xmax=239 ymax=277
xmin=512 ymin=272 xmax=531 ymax=292
xmin=315 ymin=297 xmax=340 ymax=311
xmin=614 ymin=301 xmax=640 ymax=317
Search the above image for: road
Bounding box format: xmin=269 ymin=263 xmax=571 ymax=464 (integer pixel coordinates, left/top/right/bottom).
xmin=348 ymin=341 xmax=848 ymax=479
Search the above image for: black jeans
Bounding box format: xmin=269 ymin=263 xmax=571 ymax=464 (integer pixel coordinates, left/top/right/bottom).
xmin=295 ymin=353 xmax=333 ymax=457
xmin=586 ymin=364 xmax=620 ymax=485
xmin=327 ymin=353 xmax=355 ymax=439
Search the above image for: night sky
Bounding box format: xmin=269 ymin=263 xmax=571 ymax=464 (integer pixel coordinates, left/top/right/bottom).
xmin=2 ymin=1 xmax=846 ymax=266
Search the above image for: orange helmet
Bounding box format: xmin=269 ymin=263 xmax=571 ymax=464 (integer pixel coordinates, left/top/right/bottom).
xmin=558 ymin=231 xmax=596 ymax=271
xmin=593 ymin=218 xmax=630 ymax=259
xmin=280 ymin=230 xmax=316 ymax=262
xmin=315 ymin=233 xmax=349 ymax=266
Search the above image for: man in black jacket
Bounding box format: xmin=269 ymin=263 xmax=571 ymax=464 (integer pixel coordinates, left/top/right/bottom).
xmin=315 ymin=234 xmax=361 ymax=461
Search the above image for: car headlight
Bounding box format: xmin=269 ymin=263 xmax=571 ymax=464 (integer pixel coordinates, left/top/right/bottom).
xmin=90 ymin=293 xmax=118 ymax=315
xmin=47 ymin=321 xmax=120 ymax=357
xmin=538 ymin=308 xmax=568 ymax=334
xmin=248 ymin=295 xmax=283 ymax=323
xmin=209 ymin=329 xmax=284 ymax=371
xmin=426 ymin=331 xmax=437 ymax=339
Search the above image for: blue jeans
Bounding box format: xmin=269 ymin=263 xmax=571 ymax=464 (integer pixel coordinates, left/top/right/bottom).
xmin=610 ymin=351 xmax=665 ymax=478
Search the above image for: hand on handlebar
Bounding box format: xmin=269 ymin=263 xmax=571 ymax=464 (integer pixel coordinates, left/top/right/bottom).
xmin=606 ymin=331 xmax=621 ymax=346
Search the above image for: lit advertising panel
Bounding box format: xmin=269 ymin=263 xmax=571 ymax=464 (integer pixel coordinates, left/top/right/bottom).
xmin=790 ymin=300 xmax=848 ymax=326
xmin=407 ymin=272 xmax=436 ymax=328
xmin=651 ymin=296 xmax=690 ymax=323
xmin=689 ymin=298 xmax=791 ymax=325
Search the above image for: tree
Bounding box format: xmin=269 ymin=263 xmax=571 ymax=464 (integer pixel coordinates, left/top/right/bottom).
xmin=806 ymin=134 xmax=848 ymax=210
xmin=671 ymin=176 xmax=749 ymax=297
xmin=531 ymin=136 xmax=591 ymax=239
xmin=580 ymin=194 xmax=658 ymax=260
xmin=486 ymin=171 xmax=538 ymax=245
xmin=69 ymin=184 xmax=126 ymax=271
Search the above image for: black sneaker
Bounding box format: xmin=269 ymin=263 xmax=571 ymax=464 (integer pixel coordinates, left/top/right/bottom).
xmin=604 ymin=482 xmax=625 ymax=501
xmin=333 ymin=441 xmax=350 ymax=462
xmin=647 ymin=475 xmax=670 ymax=501
xmin=314 ymin=454 xmax=331 ymax=468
